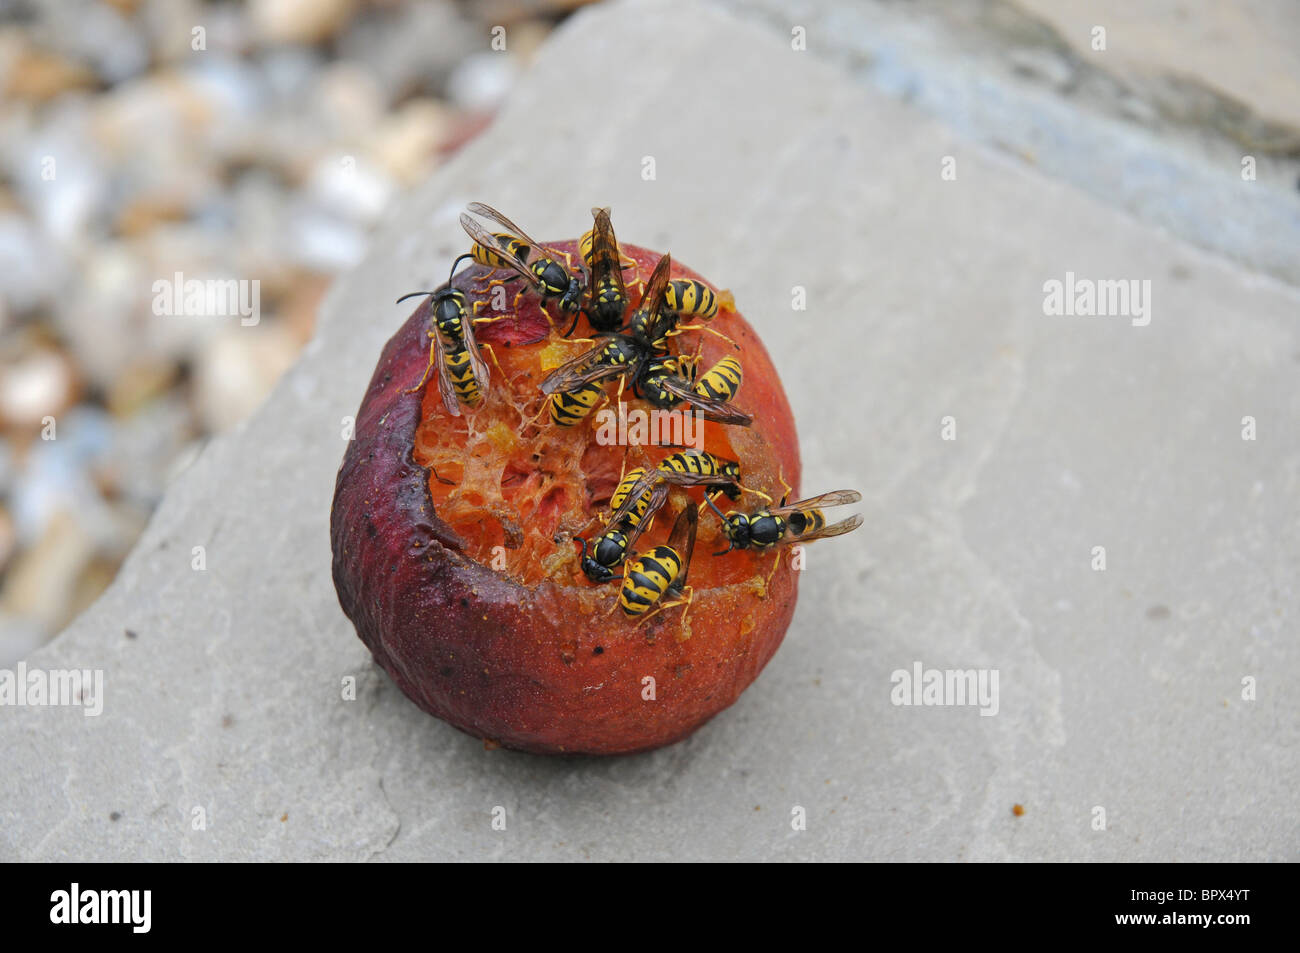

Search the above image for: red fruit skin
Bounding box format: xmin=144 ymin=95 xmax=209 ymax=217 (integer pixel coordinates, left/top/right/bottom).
xmin=330 ymin=242 xmax=801 ymax=755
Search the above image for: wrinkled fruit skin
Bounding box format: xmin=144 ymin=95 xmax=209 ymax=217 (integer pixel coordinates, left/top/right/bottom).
xmin=331 ymin=242 xmax=801 ymax=755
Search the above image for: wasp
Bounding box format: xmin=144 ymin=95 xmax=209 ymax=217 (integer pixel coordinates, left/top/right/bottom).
xmin=601 ymin=450 xmax=751 ymax=543
xmin=704 ymin=490 xmax=863 ymax=554
xmin=574 ymin=467 xmax=659 ymax=583
xmin=617 ymin=502 xmax=698 ymax=622
xmin=539 ymin=256 xmax=748 ymax=423
xmin=579 ymin=207 xmax=631 ymax=335
xmin=633 ymin=352 xmax=750 ymax=424
xmin=396 ymin=259 xmax=491 ymax=415
xmin=459 ymin=202 xmax=585 ymax=325
xmin=538 ymin=332 xmax=642 ymax=400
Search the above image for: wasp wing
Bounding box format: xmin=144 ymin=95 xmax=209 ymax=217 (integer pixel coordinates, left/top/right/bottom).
xmin=423 ymin=313 xmax=463 ymax=417
xmin=789 ymin=513 xmax=863 ymax=543
xmin=539 ymin=340 xmax=637 ymax=395
xmin=606 ymin=476 xmax=671 ymax=538
xmin=466 ymin=202 xmax=576 ymax=273
xmin=767 ymin=489 xmax=862 ymax=518
xmin=459 ymin=212 xmax=539 ymax=287
xmin=634 ymin=253 xmax=672 ymax=319
xmin=586 ymin=207 xmax=626 ymax=292
xmin=460 ymin=320 xmax=491 ymax=406
xmin=650 ymin=372 xmax=753 ymax=426
xmin=666 ymin=503 xmax=699 ymax=591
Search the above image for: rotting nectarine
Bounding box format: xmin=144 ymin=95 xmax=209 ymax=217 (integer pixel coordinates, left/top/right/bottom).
xmin=330 ymin=241 xmax=801 ymax=755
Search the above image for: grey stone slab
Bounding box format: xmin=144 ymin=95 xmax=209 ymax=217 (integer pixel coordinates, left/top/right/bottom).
xmin=1 ymin=0 xmax=1296 ymax=861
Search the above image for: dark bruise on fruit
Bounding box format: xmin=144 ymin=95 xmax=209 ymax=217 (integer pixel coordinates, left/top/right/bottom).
xmin=331 ymin=241 xmax=802 ymax=755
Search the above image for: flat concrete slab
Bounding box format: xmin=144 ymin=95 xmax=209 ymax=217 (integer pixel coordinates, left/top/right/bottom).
xmin=1 ymin=0 xmax=1296 ymax=861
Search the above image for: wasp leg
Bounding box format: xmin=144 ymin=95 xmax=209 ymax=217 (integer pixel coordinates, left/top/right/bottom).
xmin=562 ymin=309 xmax=583 ymax=337
xmin=471 ymin=297 xmax=507 ymax=318
xmin=762 ymin=550 xmax=782 ymax=598
xmin=523 ymin=397 xmax=554 ymax=429
xmin=403 ymin=331 xmax=439 ymax=394
xmin=480 ymin=341 xmax=506 ymax=382
xmin=670 ymin=323 xmax=739 ymax=350
xmin=638 ymin=584 xmax=693 ymax=627
xmin=776 ymin=465 xmax=792 ymax=506
xmin=615 ymin=450 xmax=630 ymax=492
xmin=472 ymin=270 xmax=523 ymax=290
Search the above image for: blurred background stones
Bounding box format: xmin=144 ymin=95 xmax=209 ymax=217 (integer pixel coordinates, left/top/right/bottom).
xmin=0 ymin=0 xmax=596 ymax=664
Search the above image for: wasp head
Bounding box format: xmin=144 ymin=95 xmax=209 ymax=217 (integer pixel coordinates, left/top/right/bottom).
xmin=577 ymin=532 xmax=624 ymax=583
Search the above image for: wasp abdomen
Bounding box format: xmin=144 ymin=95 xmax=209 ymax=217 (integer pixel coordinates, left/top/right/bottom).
xmin=665 ymin=280 xmax=718 ymax=319
xmin=694 ymin=356 xmax=742 ymax=402
xmin=619 ymin=546 xmax=683 ymax=616
xmin=789 ymin=509 xmax=826 ymax=537
xmin=548 ymin=382 xmax=603 ymax=427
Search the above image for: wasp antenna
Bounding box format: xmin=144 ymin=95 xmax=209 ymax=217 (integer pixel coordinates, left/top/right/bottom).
xmin=563 ymin=310 xmax=582 ymax=338
xmin=395 ymin=290 xmax=437 ymax=304
xmin=447 ymin=253 xmax=476 ymax=282
xmin=703 ymin=494 xmax=730 ymax=523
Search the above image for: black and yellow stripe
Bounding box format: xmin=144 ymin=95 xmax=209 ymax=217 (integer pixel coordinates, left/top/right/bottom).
xmin=610 ymin=468 xmax=646 ymax=511
xmin=548 ymin=381 xmax=603 ymax=426
xmin=610 ymin=468 xmax=655 ymax=530
xmin=664 ymin=280 xmax=718 ymax=320
xmin=470 ymin=233 xmax=529 ymax=270
xmin=618 ymin=545 xmax=683 ymax=616
xmin=694 ymin=356 xmax=742 ymax=402
xmin=592 ymin=280 xmax=626 ymax=318
xmin=788 ymin=509 xmax=825 ymax=537
xmin=658 ymin=450 xmax=737 ymax=481
xmin=443 ymin=343 xmax=483 ymax=405
xmin=639 ymin=356 xmax=689 ymax=408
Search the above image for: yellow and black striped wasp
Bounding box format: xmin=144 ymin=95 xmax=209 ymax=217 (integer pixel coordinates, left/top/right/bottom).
xmin=539 ymin=256 xmax=750 ymax=424
xmin=703 ymin=490 xmax=864 ymax=555
xmin=459 ymin=202 xmax=585 ymax=327
xmin=396 ymin=258 xmax=491 ymax=416
xmin=634 ymin=352 xmax=749 ymax=424
xmin=532 ymin=332 xmax=641 ymax=430
xmin=617 ymin=502 xmax=698 ymax=622
xmin=574 ymin=466 xmax=658 ymax=583
xmin=601 ymin=450 xmax=751 ymax=545
xmin=579 ymin=207 xmax=632 ymax=335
